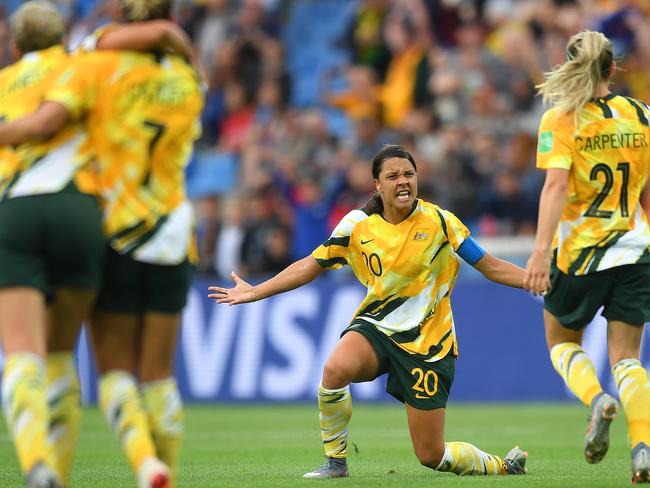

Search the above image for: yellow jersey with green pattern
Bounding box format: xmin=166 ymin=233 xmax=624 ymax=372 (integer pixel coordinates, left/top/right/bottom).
xmin=0 ymin=45 xmax=96 ymax=200
xmin=537 ymin=94 xmax=650 ymax=275
xmin=46 ymin=50 xmax=203 ymax=265
xmin=312 ymin=199 xmax=470 ymax=361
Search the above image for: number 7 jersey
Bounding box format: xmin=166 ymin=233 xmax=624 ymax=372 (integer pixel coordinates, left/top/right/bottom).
xmin=312 ymin=200 xmax=471 ymax=361
xmin=46 ymin=50 xmax=204 ymax=264
xmin=537 ymin=94 xmax=650 ymax=275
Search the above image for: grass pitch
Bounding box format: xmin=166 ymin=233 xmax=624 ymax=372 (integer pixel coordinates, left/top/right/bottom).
xmin=0 ymin=403 xmax=636 ymax=487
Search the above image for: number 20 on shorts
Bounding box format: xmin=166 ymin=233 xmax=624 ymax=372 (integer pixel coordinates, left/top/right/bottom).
xmin=411 ymin=367 xmax=438 ymax=397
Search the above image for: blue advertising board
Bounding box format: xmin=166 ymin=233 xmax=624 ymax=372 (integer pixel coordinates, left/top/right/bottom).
xmin=2 ymin=274 xmax=648 ymax=404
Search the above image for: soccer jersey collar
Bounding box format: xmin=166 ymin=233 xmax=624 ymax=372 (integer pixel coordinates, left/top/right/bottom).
xmin=379 ymin=199 xmax=419 ymax=225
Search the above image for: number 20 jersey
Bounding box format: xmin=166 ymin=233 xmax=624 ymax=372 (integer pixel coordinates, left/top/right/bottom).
xmin=312 ymin=200 xmax=471 ymax=361
xmin=537 ymin=94 xmax=650 ymax=275
xmin=46 ymin=50 xmax=203 ymax=264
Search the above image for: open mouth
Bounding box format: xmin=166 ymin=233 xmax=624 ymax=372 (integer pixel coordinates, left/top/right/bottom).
xmin=396 ymin=189 xmax=411 ymax=202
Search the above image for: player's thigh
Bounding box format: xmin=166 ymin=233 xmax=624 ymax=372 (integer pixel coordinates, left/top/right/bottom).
xmin=0 ymin=287 xmax=47 ymax=356
xmin=47 ymin=288 xmax=97 ymax=352
xmin=607 ymin=321 xmax=643 ymax=366
xmin=405 ymin=405 xmax=446 ymax=467
xmin=322 ymin=330 xmax=382 ymax=388
xmin=543 ymin=262 xmax=612 ymax=341
xmin=139 ymin=312 xmax=182 ymax=382
xmin=543 ymin=309 xmax=584 ymax=349
xmin=602 ymin=264 xmax=650 ymax=365
xmin=88 ymin=311 xmax=140 ymax=374
xmin=137 ymin=261 xmax=192 ymax=381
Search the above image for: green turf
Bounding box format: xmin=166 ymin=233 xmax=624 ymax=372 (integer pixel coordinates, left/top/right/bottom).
xmin=0 ymin=403 xmax=637 ymax=487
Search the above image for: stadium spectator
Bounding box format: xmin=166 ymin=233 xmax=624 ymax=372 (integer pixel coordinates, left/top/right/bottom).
xmin=209 ymin=144 xmax=529 ymax=479
xmin=0 ymin=3 xmax=103 ymax=487
xmin=524 ymin=30 xmax=650 ymax=483
xmin=343 ymin=0 xmax=391 ymax=81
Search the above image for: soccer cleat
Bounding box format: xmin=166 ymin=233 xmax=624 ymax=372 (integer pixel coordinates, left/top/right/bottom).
xmin=584 ymin=393 xmax=619 ymax=464
xmin=137 ymin=457 xmax=171 ymax=488
xmin=503 ymin=446 xmax=528 ymax=475
xmin=26 ymin=462 xmax=63 ymax=488
xmin=631 ymin=443 xmax=650 ymax=484
xmin=302 ymin=457 xmax=349 ymax=479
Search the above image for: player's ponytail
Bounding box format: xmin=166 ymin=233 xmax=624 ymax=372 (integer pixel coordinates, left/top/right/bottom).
xmin=361 ymin=144 xmax=417 ymax=216
xmin=536 ymin=30 xmax=614 ymax=115
xmin=10 ymin=1 xmax=64 ymax=54
xmin=120 ymin=0 xmax=171 ymax=21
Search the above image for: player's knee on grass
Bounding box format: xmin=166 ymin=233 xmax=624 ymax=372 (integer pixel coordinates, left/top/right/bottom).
xmin=414 ymin=443 xmax=445 ymax=469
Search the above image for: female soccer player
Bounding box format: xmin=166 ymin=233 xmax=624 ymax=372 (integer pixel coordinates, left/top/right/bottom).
xmin=0 ymin=2 xmax=203 ymax=486
xmin=0 ymin=3 xmax=104 ymax=487
xmin=209 ymin=144 xmax=528 ymax=479
xmin=525 ymin=30 xmax=650 ymax=483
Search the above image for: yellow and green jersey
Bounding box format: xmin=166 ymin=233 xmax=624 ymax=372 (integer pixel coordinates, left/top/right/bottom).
xmin=46 ymin=49 xmax=204 ymax=265
xmin=537 ymin=94 xmax=650 ymax=275
xmin=312 ymin=199 xmax=470 ymax=361
xmin=0 ymin=45 xmax=95 ymax=200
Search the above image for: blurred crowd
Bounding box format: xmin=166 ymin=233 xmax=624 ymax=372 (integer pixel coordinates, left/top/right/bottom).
xmin=1 ymin=0 xmax=650 ymax=278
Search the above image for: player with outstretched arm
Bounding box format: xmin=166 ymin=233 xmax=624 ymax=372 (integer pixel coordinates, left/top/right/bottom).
xmin=209 ymin=144 xmax=529 ymax=479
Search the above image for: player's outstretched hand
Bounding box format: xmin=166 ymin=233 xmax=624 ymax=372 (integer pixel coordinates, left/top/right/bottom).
xmin=208 ymin=272 xmax=256 ymax=305
xmin=524 ymin=249 xmax=550 ymax=296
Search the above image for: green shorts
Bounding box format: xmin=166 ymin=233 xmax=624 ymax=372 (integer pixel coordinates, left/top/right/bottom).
xmin=96 ymin=247 xmax=194 ymax=314
xmin=344 ymin=321 xmax=455 ymax=410
xmin=0 ymin=191 xmax=104 ymax=296
xmin=544 ymin=260 xmax=650 ymax=330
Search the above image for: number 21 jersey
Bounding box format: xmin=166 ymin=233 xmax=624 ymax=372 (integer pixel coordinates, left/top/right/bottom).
xmin=537 ymin=94 xmax=650 ymax=275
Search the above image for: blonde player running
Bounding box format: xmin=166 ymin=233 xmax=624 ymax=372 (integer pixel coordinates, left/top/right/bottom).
xmin=0 ymin=3 xmax=103 ymax=487
xmin=525 ymin=30 xmax=650 ymax=483
xmin=210 ymin=145 xmax=529 ymax=479
xmin=0 ymin=3 xmax=203 ymax=487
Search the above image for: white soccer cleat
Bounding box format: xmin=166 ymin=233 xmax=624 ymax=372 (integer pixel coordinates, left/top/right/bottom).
xmin=26 ymin=462 xmax=63 ymax=488
xmin=137 ymin=457 xmax=171 ymax=488
xmin=585 ymin=393 xmax=619 ymax=464
xmin=303 ymin=457 xmax=349 ymax=479
xmin=632 ymin=442 xmax=650 ymax=484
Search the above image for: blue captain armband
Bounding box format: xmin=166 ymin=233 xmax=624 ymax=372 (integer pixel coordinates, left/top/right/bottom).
xmin=456 ymin=236 xmax=486 ymax=266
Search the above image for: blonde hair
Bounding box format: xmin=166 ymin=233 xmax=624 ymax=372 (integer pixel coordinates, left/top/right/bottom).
xmin=120 ymin=0 xmax=171 ymax=21
xmin=10 ymin=1 xmax=64 ymax=54
xmin=537 ymin=30 xmax=614 ymax=114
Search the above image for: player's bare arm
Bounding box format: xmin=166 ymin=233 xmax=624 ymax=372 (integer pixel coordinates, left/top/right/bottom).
xmin=524 ymin=168 xmax=569 ymax=295
xmin=97 ymin=20 xmax=196 ymax=63
xmin=0 ymin=101 xmax=69 ymax=145
xmin=473 ymin=253 xmax=525 ymax=289
xmin=208 ymin=255 xmax=325 ymax=305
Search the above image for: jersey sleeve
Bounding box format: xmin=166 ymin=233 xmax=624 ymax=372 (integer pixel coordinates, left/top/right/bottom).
xmin=436 ymin=208 xmax=470 ymax=252
xmin=536 ymin=109 xmax=573 ymax=170
xmin=45 ymin=55 xmax=100 ymax=121
xmin=78 ymin=24 xmax=119 ymax=52
xmin=312 ymin=209 xmax=366 ymax=269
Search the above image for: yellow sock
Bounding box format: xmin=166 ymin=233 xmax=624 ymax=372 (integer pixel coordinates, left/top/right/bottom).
xmin=612 ymin=359 xmax=650 ymax=447
xmin=98 ymin=370 xmax=157 ymax=472
xmin=1 ymin=352 xmax=55 ymax=475
xmin=142 ymin=378 xmax=183 ymax=484
xmin=45 ymin=352 xmax=81 ymax=485
xmin=550 ymin=342 xmax=602 ymax=407
xmin=318 ymin=384 xmax=351 ymax=458
xmin=436 ymin=442 xmax=507 ymax=475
